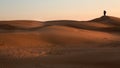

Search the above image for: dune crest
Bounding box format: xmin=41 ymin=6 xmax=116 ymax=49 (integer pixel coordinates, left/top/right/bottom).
xmin=90 ymin=16 xmax=120 ymax=25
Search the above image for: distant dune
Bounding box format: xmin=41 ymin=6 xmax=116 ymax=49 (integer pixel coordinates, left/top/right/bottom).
xmin=0 ymin=20 xmax=43 ymax=29
xmin=90 ymin=16 xmax=120 ymax=26
xmin=0 ymin=16 xmax=120 ymax=32
xmin=43 ymin=16 xmax=120 ymax=32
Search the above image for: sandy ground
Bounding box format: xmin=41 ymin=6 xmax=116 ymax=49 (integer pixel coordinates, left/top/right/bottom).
xmin=1 ymin=47 xmax=120 ymax=68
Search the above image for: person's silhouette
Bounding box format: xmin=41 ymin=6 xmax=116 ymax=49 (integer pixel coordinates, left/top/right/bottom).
xmin=104 ymin=10 xmax=107 ymax=16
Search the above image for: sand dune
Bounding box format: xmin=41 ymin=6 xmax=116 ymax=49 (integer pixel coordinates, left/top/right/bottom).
xmin=39 ymin=25 xmax=118 ymax=46
xmin=0 ymin=20 xmax=43 ymax=29
xmin=0 ymin=16 xmax=120 ymax=68
xmin=0 ymin=24 xmax=19 ymax=30
xmin=0 ymin=16 xmax=120 ymax=32
xmin=90 ymin=16 xmax=120 ymax=26
xmin=44 ymin=16 xmax=120 ymax=32
xmin=0 ymin=25 xmax=118 ymax=47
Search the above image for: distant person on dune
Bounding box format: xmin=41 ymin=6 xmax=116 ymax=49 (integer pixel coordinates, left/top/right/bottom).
xmin=104 ymin=10 xmax=107 ymax=16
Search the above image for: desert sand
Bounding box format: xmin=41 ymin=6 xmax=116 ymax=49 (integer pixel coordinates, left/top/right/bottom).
xmin=0 ymin=16 xmax=120 ymax=68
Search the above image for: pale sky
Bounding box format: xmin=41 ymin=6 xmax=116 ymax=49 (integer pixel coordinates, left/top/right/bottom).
xmin=0 ymin=0 xmax=120 ymax=21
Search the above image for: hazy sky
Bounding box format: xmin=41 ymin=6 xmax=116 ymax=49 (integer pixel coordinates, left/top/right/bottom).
xmin=0 ymin=0 xmax=120 ymax=21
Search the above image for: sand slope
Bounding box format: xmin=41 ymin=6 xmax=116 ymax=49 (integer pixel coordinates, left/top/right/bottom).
xmin=0 ymin=25 xmax=118 ymax=47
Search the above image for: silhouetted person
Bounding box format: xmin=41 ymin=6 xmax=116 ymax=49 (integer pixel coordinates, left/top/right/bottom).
xmin=104 ymin=10 xmax=107 ymax=16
